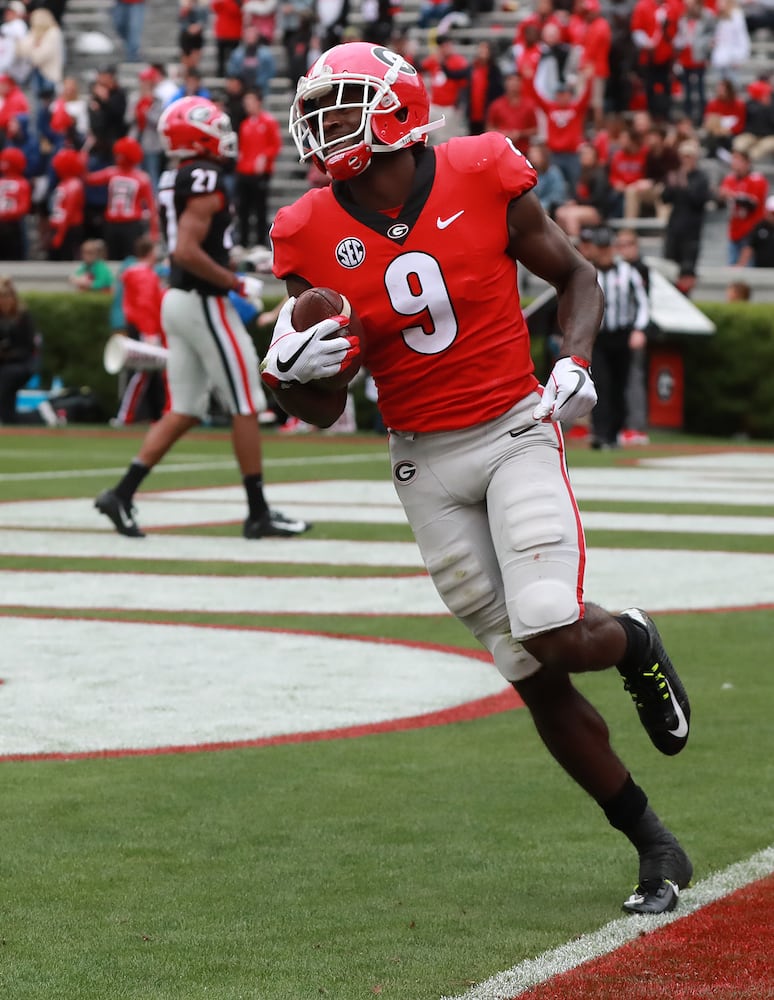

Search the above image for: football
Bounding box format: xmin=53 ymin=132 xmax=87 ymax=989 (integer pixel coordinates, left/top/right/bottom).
xmin=290 ymin=287 xmax=364 ymax=392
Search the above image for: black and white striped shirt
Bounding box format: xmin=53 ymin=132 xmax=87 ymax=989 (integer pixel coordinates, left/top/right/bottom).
xmin=596 ymin=261 xmax=650 ymax=333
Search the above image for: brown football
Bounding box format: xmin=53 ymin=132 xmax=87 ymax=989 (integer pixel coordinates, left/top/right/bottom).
xmin=290 ymin=287 xmax=364 ymax=391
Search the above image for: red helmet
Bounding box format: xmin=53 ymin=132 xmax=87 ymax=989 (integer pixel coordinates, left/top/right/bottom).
xmin=52 ymin=148 xmax=85 ymax=179
xmin=158 ymin=95 xmax=237 ymax=159
xmin=0 ymin=146 xmax=26 ymax=175
xmin=113 ymin=136 xmax=144 ymax=166
xmin=289 ymin=42 xmax=438 ymax=181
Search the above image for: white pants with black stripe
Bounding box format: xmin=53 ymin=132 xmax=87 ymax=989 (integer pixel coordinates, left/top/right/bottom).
xmin=161 ymin=288 xmax=266 ymax=420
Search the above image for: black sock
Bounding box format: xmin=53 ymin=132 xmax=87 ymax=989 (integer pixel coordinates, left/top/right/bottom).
xmin=615 ymin=614 xmax=650 ymax=676
xmin=602 ymin=774 xmax=648 ymax=832
xmin=244 ymin=473 xmax=268 ymax=520
xmin=115 ymin=460 xmax=150 ymax=505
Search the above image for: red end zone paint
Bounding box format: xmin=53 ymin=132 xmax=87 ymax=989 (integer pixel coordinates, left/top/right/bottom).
xmin=517 ymin=874 xmax=774 ymax=1000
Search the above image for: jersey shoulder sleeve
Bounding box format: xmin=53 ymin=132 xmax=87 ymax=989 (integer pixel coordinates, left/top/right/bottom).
xmin=174 ymin=159 xmax=227 ymax=199
xmin=270 ymin=188 xmax=332 ymax=279
xmin=445 ymin=132 xmax=537 ymax=198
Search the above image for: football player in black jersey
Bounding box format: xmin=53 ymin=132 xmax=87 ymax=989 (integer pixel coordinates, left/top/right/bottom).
xmin=96 ymin=95 xmax=310 ymax=539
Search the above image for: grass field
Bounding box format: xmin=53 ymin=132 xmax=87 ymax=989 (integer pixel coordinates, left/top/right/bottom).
xmin=1 ymin=426 xmax=773 ymax=1000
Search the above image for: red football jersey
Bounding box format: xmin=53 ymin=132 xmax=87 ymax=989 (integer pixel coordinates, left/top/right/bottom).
xmin=121 ymin=261 xmax=165 ymax=340
xmin=719 ymin=171 xmax=769 ymax=241
xmin=86 ymin=165 xmax=158 ymax=237
xmin=272 ymin=132 xmax=540 ymax=434
xmin=49 ymin=177 xmax=84 ymax=248
xmin=0 ymin=176 xmax=31 ymax=222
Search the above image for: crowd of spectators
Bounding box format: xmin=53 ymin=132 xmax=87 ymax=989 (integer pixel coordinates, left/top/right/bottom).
xmin=2 ymin=0 xmax=774 ymax=277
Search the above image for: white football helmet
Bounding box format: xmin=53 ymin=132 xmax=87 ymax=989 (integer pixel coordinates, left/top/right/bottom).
xmin=289 ymin=42 xmax=444 ymax=181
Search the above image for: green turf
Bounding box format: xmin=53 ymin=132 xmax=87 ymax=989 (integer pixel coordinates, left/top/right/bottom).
xmin=1 ymin=429 xmax=773 ymax=999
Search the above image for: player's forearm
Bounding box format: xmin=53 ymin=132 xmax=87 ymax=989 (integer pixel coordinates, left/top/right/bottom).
xmin=172 ymin=242 xmax=236 ymax=291
xmin=555 ymin=267 xmax=604 ymax=359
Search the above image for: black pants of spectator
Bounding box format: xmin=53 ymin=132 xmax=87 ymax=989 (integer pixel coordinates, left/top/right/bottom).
xmin=104 ymin=220 xmax=145 ymax=261
xmin=591 ymin=329 xmax=632 ymax=447
xmin=48 ymin=225 xmax=84 ymax=261
xmin=663 ymin=227 xmax=702 ymax=278
xmin=284 ymin=28 xmax=311 ymax=86
xmin=640 ymin=60 xmax=673 ymax=121
xmin=0 ymin=221 xmax=25 ymax=260
xmin=0 ymin=361 xmax=33 ymax=424
xmin=217 ymin=38 xmax=240 ymax=77
xmin=236 ymin=173 xmax=271 ymax=248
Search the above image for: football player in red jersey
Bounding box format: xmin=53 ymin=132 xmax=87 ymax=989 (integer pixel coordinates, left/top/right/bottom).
xmin=0 ymin=147 xmax=31 ymax=260
xmin=48 ymin=148 xmax=85 ymax=261
xmin=265 ymin=42 xmax=693 ymax=916
xmin=84 ymin=136 xmax=159 ymax=260
xmin=95 ymin=95 xmax=310 ymax=540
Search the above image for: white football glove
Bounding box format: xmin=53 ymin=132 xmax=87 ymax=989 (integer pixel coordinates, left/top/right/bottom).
xmin=234 ymin=273 xmax=265 ymax=311
xmin=260 ymin=296 xmax=360 ymax=390
xmin=532 ymin=356 xmax=597 ymax=424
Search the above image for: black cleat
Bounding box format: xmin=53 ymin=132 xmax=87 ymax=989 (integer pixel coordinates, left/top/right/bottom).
xmin=243 ymin=509 xmax=311 ymax=539
xmin=94 ymin=489 xmax=145 ymax=538
xmin=623 ymin=878 xmax=681 ymax=915
xmin=624 ymin=831 xmax=693 ymax=915
xmin=618 ymin=608 xmax=690 ymax=756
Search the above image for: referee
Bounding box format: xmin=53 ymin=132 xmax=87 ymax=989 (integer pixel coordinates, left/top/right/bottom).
xmin=586 ymin=226 xmax=650 ymax=449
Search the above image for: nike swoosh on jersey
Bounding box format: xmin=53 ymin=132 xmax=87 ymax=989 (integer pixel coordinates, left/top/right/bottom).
xmin=509 ymin=425 xmax=533 ymax=438
xmin=436 ymin=210 xmax=465 ymax=230
xmin=664 ymin=678 xmax=690 ymax=738
xmin=276 ymin=335 xmax=314 ymax=374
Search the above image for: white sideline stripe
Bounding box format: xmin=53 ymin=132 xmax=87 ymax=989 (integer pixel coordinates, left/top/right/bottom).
xmin=4 ymin=548 xmax=774 ymax=614
xmin=442 ymin=846 xmax=774 ymax=1000
xmin=0 ymin=451 xmax=386 ymax=483
xmin=0 ymin=530 xmax=425 ymax=566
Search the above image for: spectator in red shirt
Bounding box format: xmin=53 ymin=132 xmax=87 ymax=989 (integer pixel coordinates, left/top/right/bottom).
xmin=703 ymin=76 xmax=747 ymax=159
xmin=718 ymin=148 xmax=768 ymax=264
xmin=0 ymin=73 xmax=29 ymax=145
xmin=512 ymin=21 xmax=543 ymax=106
xmin=48 ymin=148 xmax=85 ymax=261
xmin=420 ymin=35 xmax=470 ymax=143
xmin=211 ymin=0 xmax=244 ymax=77
xmin=84 ymin=136 xmax=158 ymax=260
xmin=608 ymin=127 xmax=649 ymax=219
xmin=515 ymin=0 xmax=569 ymax=47
xmin=577 ymin=0 xmax=612 ymax=130
xmin=113 ymin=235 xmax=169 ymax=426
xmin=630 ymin=0 xmax=682 ymax=121
xmin=532 ymin=69 xmax=593 ymax=192
xmin=485 ymin=73 xmax=539 ymax=155
xmin=235 ymin=88 xmax=282 ymax=248
xmin=465 ymin=40 xmax=504 ymax=136
xmin=0 ymin=146 xmax=31 ymax=260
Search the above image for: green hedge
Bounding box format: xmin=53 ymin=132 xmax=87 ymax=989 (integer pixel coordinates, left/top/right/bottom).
xmin=679 ymin=303 xmax=774 ymax=440
xmin=18 ymin=291 xmax=774 ymax=439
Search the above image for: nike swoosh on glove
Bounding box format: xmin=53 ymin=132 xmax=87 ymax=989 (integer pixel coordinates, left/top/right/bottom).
xmin=260 ymin=296 xmax=359 ymax=390
xmin=532 ymin=356 xmax=598 ymax=423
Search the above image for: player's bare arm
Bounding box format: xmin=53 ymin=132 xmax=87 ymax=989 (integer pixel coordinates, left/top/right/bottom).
xmin=261 ymin=274 xmax=349 ymax=429
xmin=173 ymin=192 xmax=239 ymax=290
xmin=507 ymin=191 xmax=603 ymax=361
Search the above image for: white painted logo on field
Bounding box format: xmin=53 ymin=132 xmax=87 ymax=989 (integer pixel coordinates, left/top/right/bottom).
xmin=0 ymin=618 xmax=506 ymax=757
